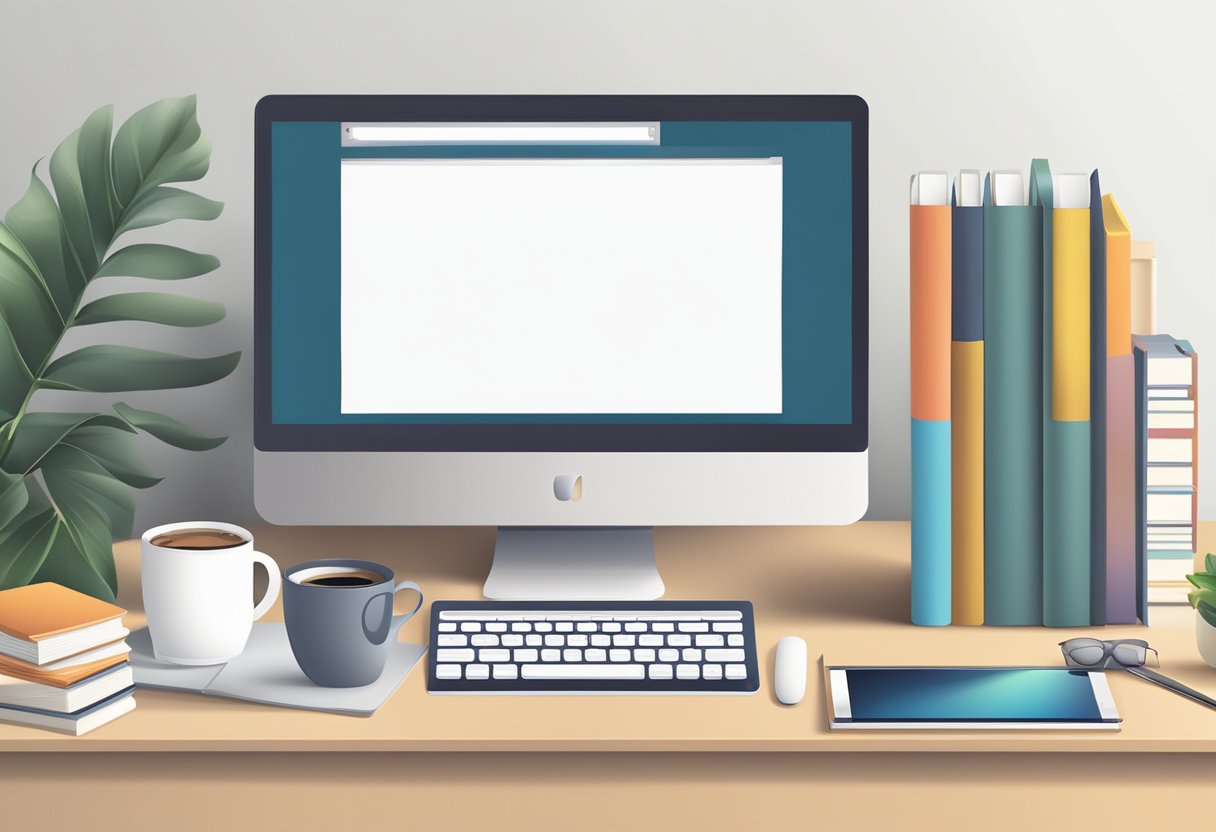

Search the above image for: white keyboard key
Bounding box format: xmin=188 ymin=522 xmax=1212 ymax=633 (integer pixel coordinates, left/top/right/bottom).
xmin=668 ymin=634 xmax=692 ymax=647
xmin=513 ymin=649 xmax=539 ymax=663
xmin=438 ymin=623 xmax=457 ymax=632
xmin=705 ymin=649 xmax=746 ymax=663
xmin=466 ymin=664 xmax=490 ymax=680
xmin=633 ymin=648 xmax=656 ymax=663
xmin=435 ymin=664 xmax=462 ymax=679
xmin=522 ymin=665 xmax=645 ymax=680
xmin=460 ymin=623 xmax=481 ymax=633
xmin=609 ymin=649 xmax=631 ymax=662
xmin=511 ymin=622 xmax=532 ymax=632
xmin=577 ymin=623 xmax=597 ymax=632
xmin=612 ymin=634 xmax=636 ymax=647
xmin=591 ymin=634 xmax=611 ymax=647
xmin=682 ymin=648 xmax=703 ymax=662
xmin=658 ymin=648 xmax=679 ymax=662
xmin=486 ymin=623 xmax=508 ymax=633
xmin=676 ymin=664 xmax=700 ymax=680
xmin=556 ymin=622 xmax=574 ymax=632
xmin=601 ymin=623 xmax=622 ymax=633
xmin=696 ymin=634 xmax=725 ymax=648
xmin=648 ymin=664 xmax=674 ymax=680
xmin=678 ymin=622 xmax=709 ymax=632
xmin=728 ymin=634 xmax=744 ymax=647
xmin=563 ymin=648 xmax=583 ymax=662
xmin=725 ymin=664 xmax=747 ymax=680
xmin=568 ymin=634 xmax=589 ymax=647
xmin=436 ymin=648 xmax=475 ymax=663
xmin=541 ymin=649 xmax=561 ymax=662
xmin=713 ymin=623 xmax=744 ymax=632
xmin=625 ymin=622 xmax=647 ymax=633
xmin=493 ymin=664 xmax=518 ymax=680
xmin=440 ymin=611 xmax=490 ymax=620
xmin=585 ymin=649 xmax=607 ymax=662
xmin=703 ymin=664 xmax=723 ymax=680
xmin=502 ymin=634 xmax=524 ymax=647
xmin=638 ymin=634 xmax=664 ymax=647
xmin=436 ymin=634 xmax=468 ymax=647
xmin=535 ymin=622 xmax=553 ymax=633
xmin=652 ymin=622 xmax=674 ymax=633
xmin=471 ymin=634 xmax=499 ymax=647
xmin=544 ymin=635 xmax=565 ymax=647
xmin=479 ymin=648 xmax=510 ymax=663
xmin=526 ymin=634 xmax=543 ymax=647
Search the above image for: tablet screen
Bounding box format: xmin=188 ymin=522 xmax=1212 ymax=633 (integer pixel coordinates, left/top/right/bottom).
xmin=838 ymin=667 xmax=1109 ymax=722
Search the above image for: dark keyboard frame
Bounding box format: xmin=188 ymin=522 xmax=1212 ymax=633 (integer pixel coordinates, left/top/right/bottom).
xmin=427 ymin=600 xmax=759 ymax=694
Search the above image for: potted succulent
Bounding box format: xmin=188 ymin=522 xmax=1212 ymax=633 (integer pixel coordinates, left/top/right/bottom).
xmin=0 ymin=96 xmax=237 ymax=602
xmin=1187 ymin=553 xmax=1216 ymax=669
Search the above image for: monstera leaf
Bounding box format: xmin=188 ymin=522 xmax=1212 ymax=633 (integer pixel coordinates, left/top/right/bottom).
xmin=0 ymin=96 xmax=237 ymax=601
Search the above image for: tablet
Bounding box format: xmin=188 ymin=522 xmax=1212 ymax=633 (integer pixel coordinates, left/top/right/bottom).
xmin=826 ymin=666 xmax=1120 ymax=730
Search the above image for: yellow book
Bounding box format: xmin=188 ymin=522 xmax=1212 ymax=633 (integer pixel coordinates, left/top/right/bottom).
xmin=950 ymin=340 xmax=984 ymax=624
xmin=1051 ymin=177 xmax=1090 ymax=420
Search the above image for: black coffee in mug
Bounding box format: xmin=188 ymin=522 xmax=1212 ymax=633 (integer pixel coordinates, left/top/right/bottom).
xmin=149 ymin=528 xmax=247 ymax=550
xmin=300 ymin=570 xmax=382 ymax=587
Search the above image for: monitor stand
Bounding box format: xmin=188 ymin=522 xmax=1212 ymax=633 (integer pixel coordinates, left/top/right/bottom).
xmin=482 ymin=527 xmax=665 ymax=600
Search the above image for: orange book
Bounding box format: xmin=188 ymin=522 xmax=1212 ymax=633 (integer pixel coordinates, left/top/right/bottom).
xmin=0 ymin=646 xmax=129 ymax=688
xmin=0 ymin=583 xmax=127 ymax=665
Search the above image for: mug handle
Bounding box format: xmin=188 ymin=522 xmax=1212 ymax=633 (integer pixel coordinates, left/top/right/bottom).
xmin=389 ymin=581 xmax=424 ymax=637
xmin=251 ymin=551 xmax=282 ymax=621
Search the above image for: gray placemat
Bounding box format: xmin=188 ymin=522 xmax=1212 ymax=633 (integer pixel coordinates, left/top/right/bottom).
xmin=128 ymin=625 xmax=426 ymax=717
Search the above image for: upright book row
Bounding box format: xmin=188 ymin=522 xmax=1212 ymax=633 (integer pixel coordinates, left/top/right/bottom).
xmin=909 ymin=159 xmax=1196 ymax=626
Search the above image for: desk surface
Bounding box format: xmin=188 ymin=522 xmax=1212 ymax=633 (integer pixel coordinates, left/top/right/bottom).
xmin=2 ymin=521 xmax=1214 ymax=752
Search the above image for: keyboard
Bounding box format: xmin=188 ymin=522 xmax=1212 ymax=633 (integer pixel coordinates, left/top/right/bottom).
xmin=427 ymin=601 xmax=759 ymax=694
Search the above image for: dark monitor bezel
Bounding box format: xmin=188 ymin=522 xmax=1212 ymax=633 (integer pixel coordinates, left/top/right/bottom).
xmin=254 ymin=95 xmax=868 ymax=453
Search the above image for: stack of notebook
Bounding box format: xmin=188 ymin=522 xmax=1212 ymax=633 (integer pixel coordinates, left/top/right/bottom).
xmin=0 ymin=583 xmax=135 ymax=735
xmin=909 ymin=160 xmax=1196 ymax=627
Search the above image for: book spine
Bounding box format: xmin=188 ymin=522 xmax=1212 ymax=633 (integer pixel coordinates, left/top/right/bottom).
xmin=1102 ymin=193 xmax=1136 ymax=623
xmin=1047 ymin=202 xmax=1092 ymax=624
xmin=1134 ymin=341 xmax=1148 ymax=624
xmin=1089 ymin=175 xmax=1107 ymax=625
xmin=983 ymin=195 xmax=1043 ymax=625
xmin=950 ymin=199 xmax=984 ymax=625
xmin=910 ymin=201 xmax=952 ymax=626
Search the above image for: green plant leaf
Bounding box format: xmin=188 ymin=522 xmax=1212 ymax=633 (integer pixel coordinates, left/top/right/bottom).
xmin=114 ymin=187 xmax=222 ymax=237
xmin=1199 ymin=599 xmax=1216 ymax=630
xmin=113 ymin=401 xmax=226 ymax=450
xmin=0 ymin=229 xmax=63 ymax=371
xmin=0 ymin=316 xmax=33 ymax=421
xmin=111 ymin=96 xmax=210 ymax=208
xmin=40 ymin=444 xmax=132 ymax=595
xmin=1190 ymin=589 xmax=1216 ymax=609
xmin=1206 ymin=553 xmax=1216 ymax=574
xmin=94 ymin=243 xmax=219 ymax=281
xmin=30 ymin=520 xmax=115 ymax=602
xmin=61 ymin=425 xmax=161 ymax=489
xmin=75 ymin=292 xmax=225 ymax=327
xmin=41 ymin=346 xmax=240 ymax=392
xmin=49 ymin=105 xmax=116 ymax=274
xmin=4 ymin=167 xmax=83 ymax=316
xmin=1188 ymin=573 xmax=1216 ymax=591
xmin=1 ymin=412 xmax=134 ymax=475
xmin=0 ymin=470 xmax=29 ymax=530
xmin=0 ymin=508 xmax=59 ymax=590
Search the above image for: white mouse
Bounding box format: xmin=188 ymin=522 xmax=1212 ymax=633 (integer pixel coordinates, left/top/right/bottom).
xmin=774 ymin=636 xmax=808 ymax=705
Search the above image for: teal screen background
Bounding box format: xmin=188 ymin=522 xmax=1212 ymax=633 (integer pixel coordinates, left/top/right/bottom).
xmin=270 ymin=121 xmax=853 ymax=425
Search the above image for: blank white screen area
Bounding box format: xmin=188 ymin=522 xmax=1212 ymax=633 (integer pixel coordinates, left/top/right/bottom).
xmin=339 ymin=158 xmax=783 ymax=414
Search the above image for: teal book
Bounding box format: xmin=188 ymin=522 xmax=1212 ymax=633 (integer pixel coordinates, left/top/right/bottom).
xmin=1034 ymin=160 xmax=1092 ymax=627
xmin=983 ymin=170 xmax=1044 ymax=625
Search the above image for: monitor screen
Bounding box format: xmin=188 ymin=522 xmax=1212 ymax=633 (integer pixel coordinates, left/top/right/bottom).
xmin=255 ymin=97 xmax=867 ymax=453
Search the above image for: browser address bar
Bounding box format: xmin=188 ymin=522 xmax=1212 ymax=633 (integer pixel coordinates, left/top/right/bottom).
xmin=342 ymin=122 xmax=660 ymax=145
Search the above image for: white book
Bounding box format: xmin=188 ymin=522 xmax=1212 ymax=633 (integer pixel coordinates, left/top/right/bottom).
xmin=0 ymin=690 xmax=135 ymax=736
xmin=1147 ymin=466 xmax=1195 ymax=488
xmin=0 ymin=620 xmax=129 ymax=666
xmin=1148 ymin=437 xmax=1193 ymax=463
xmin=1146 ymin=354 xmax=1193 ymax=386
xmin=1149 ymin=388 xmax=1190 ymax=399
xmin=0 ymin=664 xmax=132 ymax=713
xmin=1148 ymin=400 xmax=1195 ymax=412
xmin=1147 ymin=493 xmax=1192 ymax=523
xmin=1148 ymin=413 xmax=1195 ymax=429
xmin=1147 ymin=559 xmax=1195 ymax=583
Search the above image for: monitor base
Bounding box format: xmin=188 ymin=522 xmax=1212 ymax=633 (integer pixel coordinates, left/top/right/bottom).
xmin=483 ymin=527 xmax=665 ymax=600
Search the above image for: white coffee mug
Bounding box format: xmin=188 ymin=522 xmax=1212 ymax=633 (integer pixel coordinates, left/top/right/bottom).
xmin=141 ymin=521 xmax=282 ymax=665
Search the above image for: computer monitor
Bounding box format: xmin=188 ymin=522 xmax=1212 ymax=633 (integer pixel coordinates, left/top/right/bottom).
xmin=254 ymin=95 xmax=868 ymax=600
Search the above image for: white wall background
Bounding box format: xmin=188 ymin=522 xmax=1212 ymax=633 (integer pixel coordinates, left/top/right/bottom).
xmin=0 ymin=0 xmax=1211 ymax=528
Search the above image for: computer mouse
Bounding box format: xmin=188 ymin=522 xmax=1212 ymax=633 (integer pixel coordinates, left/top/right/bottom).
xmin=774 ymin=635 xmax=808 ymax=705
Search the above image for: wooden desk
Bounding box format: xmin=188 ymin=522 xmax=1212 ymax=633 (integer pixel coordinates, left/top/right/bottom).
xmin=4 ymin=522 xmax=1216 ymax=830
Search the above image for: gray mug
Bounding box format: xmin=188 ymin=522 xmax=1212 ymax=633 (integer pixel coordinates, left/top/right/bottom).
xmin=283 ymin=559 xmax=423 ymax=687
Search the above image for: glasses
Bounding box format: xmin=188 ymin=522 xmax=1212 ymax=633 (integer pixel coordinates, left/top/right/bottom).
xmin=1059 ymin=638 xmax=1160 ymax=670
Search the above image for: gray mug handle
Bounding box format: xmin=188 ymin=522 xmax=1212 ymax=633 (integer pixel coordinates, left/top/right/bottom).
xmin=389 ymin=581 xmax=424 ymax=638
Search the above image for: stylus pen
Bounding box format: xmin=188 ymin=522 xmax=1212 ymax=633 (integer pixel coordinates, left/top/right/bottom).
xmin=1126 ymin=666 xmax=1216 ymax=711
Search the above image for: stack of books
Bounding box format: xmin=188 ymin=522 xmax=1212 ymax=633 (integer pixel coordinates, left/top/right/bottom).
xmin=0 ymin=583 xmax=135 ymax=735
xmin=1134 ymin=335 xmax=1200 ymax=605
xmin=909 ymin=159 xmax=1196 ymax=626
